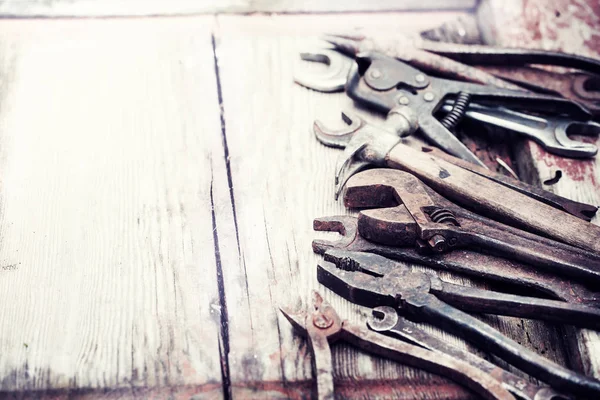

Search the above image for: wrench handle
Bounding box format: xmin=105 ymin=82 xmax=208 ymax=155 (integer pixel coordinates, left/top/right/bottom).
xmin=385 ymin=142 xmax=600 ymax=254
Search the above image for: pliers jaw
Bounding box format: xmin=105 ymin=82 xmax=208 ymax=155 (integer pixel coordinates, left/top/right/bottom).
xmin=318 ymin=250 xmax=411 ymax=309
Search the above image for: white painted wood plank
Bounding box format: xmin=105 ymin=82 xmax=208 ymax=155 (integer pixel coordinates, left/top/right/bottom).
xmin=0 ymin=0 xmax=477 ymax=18
xmin=0 ymin=17 xmax=226 ymax=396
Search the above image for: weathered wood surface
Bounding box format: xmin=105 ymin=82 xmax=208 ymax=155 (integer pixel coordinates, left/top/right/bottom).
xmin=0 ymin=8 xmax=597 ymax=399
xmin=0 ymin=17 xmax=227 ymax=398
xmin=0 ymin=0 xmax=477 ymax=18
xmin=214 ymin=13 xmax=576 ymax=398
xmin=478 ymin=0 xmax=600 ymax=377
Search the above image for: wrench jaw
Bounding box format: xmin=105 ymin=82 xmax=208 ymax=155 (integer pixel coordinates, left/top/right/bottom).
xmin=312 ymin=216 xmax=358 ymax=255
xmin=294 ymin=49 xmax=353 ymax=93
xmin=313 ymin=111 xmax=365 ymax=148
xmin=554 ymin=121 xmax=599 ymax=158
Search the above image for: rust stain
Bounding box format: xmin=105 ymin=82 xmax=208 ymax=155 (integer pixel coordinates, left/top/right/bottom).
xmin=535 ymin=143 xmax=598 ymax=186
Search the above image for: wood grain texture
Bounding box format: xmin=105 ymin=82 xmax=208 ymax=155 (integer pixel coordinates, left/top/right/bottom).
xmin=0 ymin=0 xmax=477 ymax=18
xmin=0 ymin=17 xmax=226 ymax=397
xmin=214 ymin=13 xmax=574 ymax=398
xmin=478 ymin=0 xmax=600 ymax=378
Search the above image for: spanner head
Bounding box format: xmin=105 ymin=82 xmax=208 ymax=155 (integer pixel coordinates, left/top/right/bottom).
xmin=312 ymin=216 xmax=358 ymax=254
xmin=294 ymin=49 xmax=353 ymax=93
xmin=367 ymin=306 xmax=399 ymax=332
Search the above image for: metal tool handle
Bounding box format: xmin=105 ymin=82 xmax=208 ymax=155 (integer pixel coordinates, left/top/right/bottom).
xmin=420 ymin=42 xmax=600 ymax=75
xmin=434 ymin=281 xmax=600 ymax=330
xmin=440 ymin=103 xmax=599 ymax=158
xmin=413 ymin=296 xmax=600 ymax=397
xmin=306 ymin=331 xmax=334 ymax=400
xmin=455 ymin=222 xmax=600 ymax=285
xmin=339 ymin=322 xmax=515 ymax=400
xmin=385 ymin=143 xmax=600 ymax=254
xmin=367 ymin=306 xmax=565 ymax=400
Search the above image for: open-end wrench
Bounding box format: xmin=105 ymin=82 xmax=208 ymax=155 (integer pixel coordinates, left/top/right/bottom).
xmin=368 ymin=306 xmax=569 ymax=400
xmin=281 ymin=291 xmax=515 ymax=400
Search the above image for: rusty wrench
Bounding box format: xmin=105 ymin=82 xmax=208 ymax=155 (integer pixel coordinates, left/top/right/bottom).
xmin=368 ymin=306 xmax=569 ymax=400
xmin=280 ymin=291 xmax=514 ymax=400
xmin=343 ymin=168 xmax=600 ymax=286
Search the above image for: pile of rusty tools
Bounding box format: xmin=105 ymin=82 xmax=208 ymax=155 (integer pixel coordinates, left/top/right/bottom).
xmin=281 ymin=19 xmax=600 ymax=400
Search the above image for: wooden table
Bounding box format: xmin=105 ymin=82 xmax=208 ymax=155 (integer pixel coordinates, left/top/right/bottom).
xmin=0 ymin=1 xmax=597 ymax=398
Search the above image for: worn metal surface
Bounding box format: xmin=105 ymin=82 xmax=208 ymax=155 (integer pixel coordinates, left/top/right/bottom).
xmin=281 ymin=292 xmax=515 ymax=400
xmin=344 ymin=168 xmax=600 ymax=284
xmin=296 ymin=49 xmax=600 ymax=220
xmin=368 ymin=306 xmax=568 ymax=400
xmin=318 ymin=249 xmax=600 ymax=397
xmin=323 ymin=33 xmax=521 ymax=90
xmin=312 ymin=108 xmax=600 ymax=253
xmin=313 ymin=215 xmax=600 ymax=305
xmin=345 ymin=53 xmax=591 ymax=164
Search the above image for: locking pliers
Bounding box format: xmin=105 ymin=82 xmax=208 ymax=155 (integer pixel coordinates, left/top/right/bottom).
xmin=296 ymin=49 xmax=599 ymax=162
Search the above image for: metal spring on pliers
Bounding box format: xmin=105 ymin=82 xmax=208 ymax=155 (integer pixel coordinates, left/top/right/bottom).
xmin=429 ymin=208 xmax=459 ymax=226
xmin=440 ymin=91 xmax=471 ymax=130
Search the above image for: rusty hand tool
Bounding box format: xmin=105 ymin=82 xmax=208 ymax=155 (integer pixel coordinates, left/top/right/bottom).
xmin=343 ymin=168 xmax=600 ymax=285
xmin=324 ymin=33 xmax=600 ymax=87
xmin=322 ymin=33 xmax=523 ymax=90
xmin=312 ymin=216 xmax=600 ymax=307
xmin=344 ymin=52 xmax=593 ymax=165
xmin=297 ymin=49 xmax=599 ymax=160
xmin=368 ymin=306 xmax=569 ymax=400
xmin=296 ymin=49 xmax=598 ymax=221
xmin=312 ymin=107 xmax=600 ymax=254
xmin=280 ymin=291 xmax=515 ymax=400
xmin=318 ymin=249 xmax=600 ymax=397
